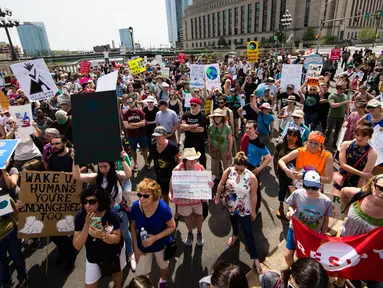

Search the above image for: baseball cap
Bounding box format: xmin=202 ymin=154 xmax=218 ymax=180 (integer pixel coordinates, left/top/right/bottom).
xmin=152 ymin=126 xmax=167 ymax=136
xmin=366 ymin=99 xmax=382 ymax=108
xmin=303 ymin=170 xmax=321 ymax=189
xmin=266 ymin=77 xmax=274 ymax=82
xmin=287 ymin=84 xmax=294 ymax=89
xmin=190 ymin=97 xmax=202 ymax=106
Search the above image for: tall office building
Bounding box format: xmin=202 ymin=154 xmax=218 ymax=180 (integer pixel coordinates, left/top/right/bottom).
xmin=16 ymin=22 xmax=51 ymax=57
xmin=119 ymin=28 xmax=134 ymax=50
xmin=166 ymin=0 xmax=193 ymax=46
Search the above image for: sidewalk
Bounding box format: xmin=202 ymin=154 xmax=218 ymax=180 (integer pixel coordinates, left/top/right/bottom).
xmin=246 ymin=218 xmax=343 ymax=287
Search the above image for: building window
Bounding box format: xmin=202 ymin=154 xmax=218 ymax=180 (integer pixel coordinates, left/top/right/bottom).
xmin=195 ymin=17 xmax=198 ymax=39
xmin=240 ymin=38 xmax=243 ymax=44
xmin=229 ymin=9 xmax=232 ymax=35
xmin=192 ymin=43 xmax=194 ymax=48
xmin=247 ymin=37 xmax=250 ymax=42
xmin=241 ymin=6 xmax=245 ymax=34
xmin=191 ymin=19 xmax=194 ymax=40
xmin=186 ymin=43 xmax=188 ymax=48
xmin=218 ymin=12 xmax=221 ymax=36
xmin=247 ymin=4 xmax=252 ymax=33
xmin=204 ymin=41 xmax=206 ymax=47
xmin=223 ymin=10 xmax=227 ymax=36
xmin=262 ymin=0 xmax=268 ymax=32
xmin=228 ymin=39 xmax=231 ymax=45
xmin=304 ymin=0 xmax=311 ymax=27
xmin=270 ymin=0 xmax=277 ymax=31
xmin=234 ymin=7 xmax=238 ymax=34
xmin=200 ymin=42 xmax=202 ymax=47
xmin=185 ymin=21 xmax=188 ymax=40
xmin=203 ymin=15 xmax=206 ymax=38
xmin=208 ymin=14 xmax=211 ymax=37
xmin=255 ymin=2 xmax=260 ymax=32
xmin=213 ymin=13 xmax=216 ymax=37
xmin=199 ymin=17 xmax=202 ymax=39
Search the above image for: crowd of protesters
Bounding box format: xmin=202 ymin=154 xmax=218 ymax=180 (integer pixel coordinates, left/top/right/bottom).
xmin=0 ymin=46 xmax=382 ymax=288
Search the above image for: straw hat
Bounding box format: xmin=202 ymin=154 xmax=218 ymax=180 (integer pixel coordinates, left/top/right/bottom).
xmin=291 ymin=110 xmax=304 ymax=118
xmin=181 ymin=148 xmax=201 ymax=160
xmin=208 ymin=108 xmax=227 ymax=118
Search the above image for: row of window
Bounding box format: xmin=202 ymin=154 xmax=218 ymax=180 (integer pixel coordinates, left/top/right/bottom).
xmin=185 ymin=36 xmax=268 ymax=49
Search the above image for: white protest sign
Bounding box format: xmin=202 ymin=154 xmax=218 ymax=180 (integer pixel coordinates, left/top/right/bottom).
xmin=184 ymin=93 xmax=193 ymax=108
xmin=9 ymin=103 xmax=34 ymax=135
xmin=190 ymin=64 xmax=205 ymax=88
xmin=0 ymin=194 xmax=13 ymax=217
xmin=336 ymin=126 xmax=347 ymax=151
xmin=160 ymin=67 xmax=170 ymax=78
xmin=205 ymin=64 xmax=221 ymax=90
xmin=280 ymin=122 xmax=306 ymax=139
xmin=155 ymin=55 xmax=163 ymax=64
xmin=172 ymin=171 xmax=212 ymax=200
xmin=10 ymin=59 xmax=58 ymax=101
xmin=96 ymin=71 xmax=118 ymax=92
xmin=370 ymin=124 xmax=383 ymax=166
xmin=280 ymin=64 xmax=303 ymax=92
xmin=306 ymin=64 xmax=323 ymax=79
xmin=324 ymin=192 xmax=342 ymax=220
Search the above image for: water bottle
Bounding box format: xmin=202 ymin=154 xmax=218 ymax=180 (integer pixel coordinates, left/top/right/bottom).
xmin=113 ymin=203 xmax=120 ymax=212
xmin=140 ymin=227 xmax=148 ymax=240
xmin=287 ymin=163 xmax=296 ymax=171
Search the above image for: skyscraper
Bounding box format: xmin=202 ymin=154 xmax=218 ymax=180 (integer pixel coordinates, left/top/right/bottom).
xmin=16 ymin=22 xmax=51 ymax=57
xmin=119 ymin=28 xmax=134 ymax=50
xmin=166 ymin=0 xmax=192 ymax=46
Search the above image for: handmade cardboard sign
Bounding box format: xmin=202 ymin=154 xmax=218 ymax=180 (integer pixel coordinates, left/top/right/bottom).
xmin=0 ymin=194 xmax=13 ymax=217
xmin=79 ymin=61 xmax=91 ymax=74
xmin=280 ymin=64 xmax=303 ymax=92
xmin=128 ymin=58 xmax=146 ymax=75
xmin=190 ymin=64 xmax=205 ymax=88
xmin=9 ymin=103 xmax=34 ymax=135
xmin=71 ymin=90 xmax=122 ymax=164
xmin=172 ymin=171 xmax=212 ymax=200
xmin=18 ymin=171 xmax=82 ymax=238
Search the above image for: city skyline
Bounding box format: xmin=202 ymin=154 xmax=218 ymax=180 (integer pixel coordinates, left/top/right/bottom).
xmin=0 ymin=0 xmax=169 ymax=52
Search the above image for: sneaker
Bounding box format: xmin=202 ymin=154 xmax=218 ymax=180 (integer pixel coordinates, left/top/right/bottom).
xmin=184 ymin=232 xmax=193 ymax=246
xmin=17 ymin=278 xmax=29 ymax=288
xmin=196 ymin=232 xmax=204 ymax=246
xmin=158 ymin=280 xmax=168 ymax=288
xmin=129 ymin=256 xmax=137 ymax=272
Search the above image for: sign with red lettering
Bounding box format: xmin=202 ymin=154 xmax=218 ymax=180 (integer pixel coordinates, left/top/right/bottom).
xmin=178 ymin=53 xmax=186 ymax=64
xmin=330 ymin=48 xmax=341 ymax=61
xmin=79 ymin=61 xmax=91 ymax=74
xmin=293 ymin=218 xmax=383 ymax=281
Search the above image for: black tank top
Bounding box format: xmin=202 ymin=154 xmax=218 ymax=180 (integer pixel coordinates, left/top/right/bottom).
xmin=168 ymin=101 xmax=180 ymax=115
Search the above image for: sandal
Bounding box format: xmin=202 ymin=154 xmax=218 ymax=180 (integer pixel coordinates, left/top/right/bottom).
xmin=228 ymin=235 xmax=238 ymax=247
xmin=253 ymin=259 xmax=263 ymax=274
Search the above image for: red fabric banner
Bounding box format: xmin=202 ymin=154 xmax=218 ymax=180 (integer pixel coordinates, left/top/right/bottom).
xmin=79 ymin=61 xmax=91 ymax=74
xmin=292 ymin=217 xmax=383 ymax=281
xmin=178 ymin=53 xmax=186 ymax=64
xmin=329 ymin=48 xmax=341 ymax=60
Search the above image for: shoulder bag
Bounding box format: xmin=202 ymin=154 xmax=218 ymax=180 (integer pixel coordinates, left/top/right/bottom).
xmin=260 ymin=112 xmax=271 ymax=134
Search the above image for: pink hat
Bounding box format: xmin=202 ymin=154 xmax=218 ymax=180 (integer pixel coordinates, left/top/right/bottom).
xmin=260 ymin=103 xmax=271 ymax=110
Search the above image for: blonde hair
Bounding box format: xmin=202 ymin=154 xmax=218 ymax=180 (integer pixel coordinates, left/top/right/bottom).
xmin=361 ymin=174 xmax=383 ymax=194
xmin=137 ymin=178 xmax=162 ymax=201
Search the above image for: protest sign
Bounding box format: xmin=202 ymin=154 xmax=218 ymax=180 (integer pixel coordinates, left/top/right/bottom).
xmin=0 ymin=139 xmax=20 ymax=169
xmin=0 ymin=91 xmax=9 ymax=111
xmin=292 ymin=217 xmax=383 ymax=281
xmin=306 ymin=64 xmax=323 ymax=87
xmin=0 ymin=194 xmax=13 ymax=217
xmin=178 ymin=53 xmax=186 ymax=64
xmin=71 ymin=91 xmax=121 ymax=164
xmin=18 ymin=171 xmax=82 ymax=238
xmin=336 ymin=126 xmax=347 ymax=151
xmin=79 ymin=61 xmax=91 ymax=74
xmin=357 ymin=71 xmax=364 ymax=80
xmin=160 ymin=67 xmax=170 ymax=78
xmin=190 ymin=64 xmax=205 ymax=88
xmin=280 ymin=122 xmax=306 ymax=139
xmin=324 ymin=192 xmax=342 ymax=219
xmin=155 ymin=55 xmax=163 ymax=64
xmin=184 ymin=93 xmax=193 ymax=108
xmin=0 ymin=72 xmax=4 ymax=87
xmin=247 ymin=41 xmax=259 ymax=63
xmin=205 ymin=64 xmax=221 ymax=90
xmin=10 ymin=59 xmax=58 ymax=101
xmin=303 ymin=54 xmax=323 ymax=69
xmin=204 ymin=99 xmax=212 ymax=116
xmin=9 ymin=104 xmax=34 ymax=136
xmin=370 ymin=124 xmax=383 ymax=166
xmin=329 ymin=48 xmax=341 ymax=60
xmin=172 ymin=171 xmax=212 ymax=200
xmin=280 ymin=64 xmax=303 ymax=92
xmin=96 ymin=70 xmax=118 ymax=92
xmin=123 ymin=191 xmax=139 ymax=209
xmin=128 ymin=58 xmax=146 ymax=75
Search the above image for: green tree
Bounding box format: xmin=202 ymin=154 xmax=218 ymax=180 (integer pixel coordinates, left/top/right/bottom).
xmin=359 ymin=28 xmax=376 ymax=40
xmin=302 ymin=27 xmax=316 ymax=41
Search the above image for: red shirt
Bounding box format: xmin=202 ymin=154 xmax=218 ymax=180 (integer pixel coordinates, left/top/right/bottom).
xmin=123 ymin=108 xmax=146 ymax=138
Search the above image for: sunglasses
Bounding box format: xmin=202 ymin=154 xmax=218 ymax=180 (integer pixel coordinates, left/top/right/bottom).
xmin=190 ymin=104 xmax=198 ymax=107
xmin=293 ymin=116 xmax=301 ymax=119
xmin=304 ymin=186 xmax=320 ymax=191
xmin=127 ymin=101 xmax=134 ymax=105
xmin=309 ymin=89 xmax=316 ymax=91
xmin=51 ymin=142 xmax=63 ymax=146
xmin=375 ymin=183 xmax=383 ymax=192
xmin=84 ymin=199 xmax=98 ymax=205
xmin=7 ymin=121 xmax=15 ymax=125
xmin=137 ymin=193 xmax=151 ymax=199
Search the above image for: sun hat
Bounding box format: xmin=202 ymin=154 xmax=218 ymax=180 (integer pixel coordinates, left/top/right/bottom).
xmin=366 ymin=99 xmax=382 ymax=108
xmin=291 ymin=110 xmax=304 ymax=118
xmin=162 ymin=82 xmax=169 ymax=88
xmin=260 ymin=103 xmax=271 ymax=110
xmin=145 ymin=96 xmax=157 ymax=104
xmin=152 ymin=126 xmax=167 ymax=136
xmin=181 ymin=148 xmax=201 ymax=160
xmin=208 ymin=108 xmax=227 ymax=118
xmin=303 ymin=170 xmax=322 ymax=189
xmin=287 ymin=95 xmax=296 ymax=101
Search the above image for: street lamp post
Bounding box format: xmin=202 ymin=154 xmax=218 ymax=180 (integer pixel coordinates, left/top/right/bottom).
xmin=128 ymin=26 xmax=134 ymax=53
xmin=280 ymin=10 xmax=292 ymax=55
xmin=0 ymin=7 xmax=21 ymax=61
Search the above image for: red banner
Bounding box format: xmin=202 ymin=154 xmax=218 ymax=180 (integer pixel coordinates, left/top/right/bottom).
xmin=329 ymin=48 xmax=341 ymax=61
xmin=292 ymin=217 xmax=383 ymax=281
xmin=79 ymin=61 xmax=91 ymax=74
xmin=178 ymin=53 xmax=186 ymax=64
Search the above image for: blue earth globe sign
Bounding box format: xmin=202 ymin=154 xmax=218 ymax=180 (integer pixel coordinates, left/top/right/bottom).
xmin=249 ymin=43 xmax=256 ymax=50
xmin=206 ymin=66 xmax=218 ymax=80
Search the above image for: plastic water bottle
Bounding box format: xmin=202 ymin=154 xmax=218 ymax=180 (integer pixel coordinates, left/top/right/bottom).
xmin=113 ymin=203 xmax=120 ymax=212
xmin=140 ymin=227 xmax=148 ymax=240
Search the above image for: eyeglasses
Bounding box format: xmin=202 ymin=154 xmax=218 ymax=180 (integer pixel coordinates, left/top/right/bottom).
xmin=339 ymin=87 xmax=346 ymax=90
xmin=190 ymin=104 xmax=198 ymax=107
xmin=375 ymin=183 xmax=383 ymax=192
xmin=84 ymin=199 xmax=98 ymax=205
xmin=137 ymin=193 xmax=151 ymax=199
xmin=309 ymin=89 xmax=316 ymax=91
xmin=293 ymin=116 xmax=301 ymax=119
xmin=287 ymin=88 xmax=293 ymax=90
xmin=51 ymin=142 xmax=63 ymax=146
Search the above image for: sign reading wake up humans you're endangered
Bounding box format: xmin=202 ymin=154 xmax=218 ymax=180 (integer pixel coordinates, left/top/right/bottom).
xmin=18 ymin=171 xmax=82 ymax=239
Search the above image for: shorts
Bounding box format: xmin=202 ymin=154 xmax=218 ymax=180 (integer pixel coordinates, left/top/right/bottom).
xmin=135 ymin=249 xmax=169 ymax=276
xmin=285 ymin=228 xmax=296 ymax=251
xmin=128 ymin=135 xmax=148 ymax=150
xmin=178 ymin=204 xmax=203 ymax=217
xmin=85 ymin=244 xmax=126 ymax=285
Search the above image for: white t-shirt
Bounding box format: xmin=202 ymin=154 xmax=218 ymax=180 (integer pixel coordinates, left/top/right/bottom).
xmin=14 ymin=132 xmax=42 ymax=161
xmin=100 ymin=173 xmax=123 ymax=204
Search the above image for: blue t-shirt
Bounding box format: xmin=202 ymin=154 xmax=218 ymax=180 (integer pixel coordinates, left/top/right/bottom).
xmin=130 ymin=199 xmax=173 ymax=253
xmin=257 ymin=112 xmax=274 ymax=135
xmin=366 ymin=113 xmax=383 ymax=127
xmin=247 ymin=137 xmax=270 ymax=167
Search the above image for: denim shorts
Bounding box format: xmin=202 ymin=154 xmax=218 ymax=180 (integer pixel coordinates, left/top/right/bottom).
xmin=128 ymin=135 xmax=148 ymax=150
xmin=286 ymin=228 xmax=296 ymax=251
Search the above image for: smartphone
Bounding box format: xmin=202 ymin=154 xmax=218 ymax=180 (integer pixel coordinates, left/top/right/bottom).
xmin=91 ymin=217 xmax=102 ymax=229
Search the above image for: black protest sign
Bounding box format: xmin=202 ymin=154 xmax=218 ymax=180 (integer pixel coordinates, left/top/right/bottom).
xmin=18 ymin=171 xmax=83 ymax=239
xmin=71 ymin=90 xmax=121 ymax=164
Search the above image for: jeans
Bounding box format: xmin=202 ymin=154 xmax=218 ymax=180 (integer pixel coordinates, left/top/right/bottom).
xmin=325 ymin=116 xmax=344 ymax=147
xmin=229 ymin=214 xmax=258 ymax=259
xmin=278 ymin=173 xmax=291 ymax=202
xmin=119 ymin=210 xmax=133 ymax=256
xmin=0 ymin=227 xmax=27 ymax=283
xmin=304 ymin=112 xmax=318 ymax=131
